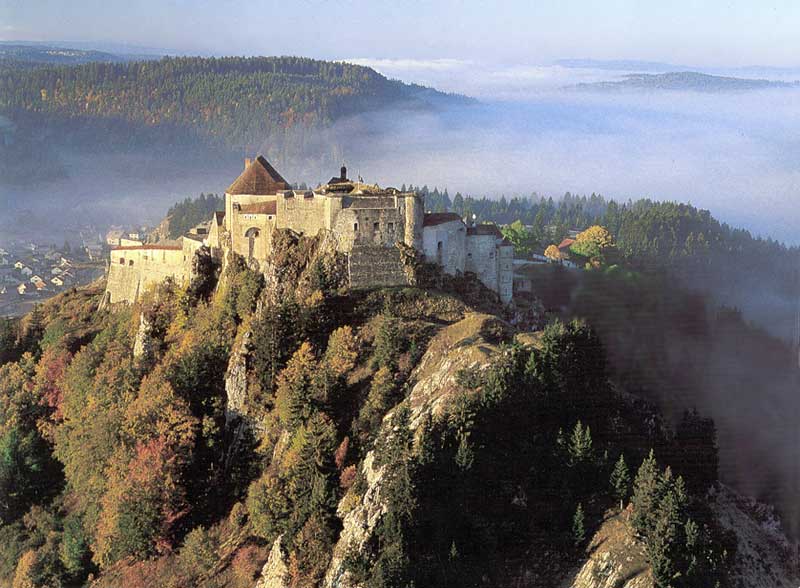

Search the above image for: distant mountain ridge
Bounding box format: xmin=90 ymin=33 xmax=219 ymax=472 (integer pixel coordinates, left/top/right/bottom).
xmin=0 ymin=54 xmax=472 ymax=185
xmin=570 ymin=71 xmax=799 ymax=92
xmin=0 ymin=43 xmax=138 ymax=66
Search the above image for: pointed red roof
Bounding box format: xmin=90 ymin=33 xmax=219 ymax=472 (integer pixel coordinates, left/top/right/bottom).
xmin=226 ymin=155 xmax=290 ymax=195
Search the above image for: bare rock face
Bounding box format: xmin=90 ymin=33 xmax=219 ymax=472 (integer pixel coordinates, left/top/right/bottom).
xmin=132 ymin=311 xmax=156 ymax=363
xmin=255 ymin=536 xmax=289 ymax=588
xmin=225 ymin=328 xmax=251 ymax=428
xmin=712 ymin=485 xmax=800 ymax=588
xmin=562 ymin=487 xmax=800 ymax=588
xmin=322 ymin=313 xmax=507 ymax=588
xmin=562 ymin=510 xmax=652 ymax=588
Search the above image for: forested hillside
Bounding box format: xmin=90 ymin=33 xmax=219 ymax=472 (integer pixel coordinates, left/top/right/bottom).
xmin=0 ymin=56 xmax=464 ymax=152
xmin=419 ymin=186 xmax=799 ymax=342
xmin=0 ymin=228 xmax=765 ymax=587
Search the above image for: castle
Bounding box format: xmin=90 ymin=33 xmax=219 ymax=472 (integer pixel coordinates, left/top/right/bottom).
xmin=104 ymin=156 xmax=513 ymax=304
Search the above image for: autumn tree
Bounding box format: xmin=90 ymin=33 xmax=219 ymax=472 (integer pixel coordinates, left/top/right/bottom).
xmin=93 ymin=437 xmax=189 ymax=567
xmin=570 ymin=225 xmax=616 ymax=265
xmin=324 ymin=326 xmax=359 ymax=379
xmin=544 ymin=244 xmax=562 ymax=260
xmin=246 ymin=470 xmax=291 ymax=542
xmin=275 ymin=342 xmax=320 ymax=429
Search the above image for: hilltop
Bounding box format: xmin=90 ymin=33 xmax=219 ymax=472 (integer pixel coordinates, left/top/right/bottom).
xmin=0 ymin=55 xmax=472 ymax=187
xmin=570 ymin=71 xmax=798 ymax=92
xmin=0 ymin=228 xmax=797 ymax=587
xmin=0 ymin=55 xmax=470 ymax=151
xmin=0 ymin=43 xmax=132 ymax=68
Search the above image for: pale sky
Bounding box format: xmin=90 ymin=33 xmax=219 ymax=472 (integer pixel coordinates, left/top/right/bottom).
xmin=1 ymin=0 xmax=799 ymax=67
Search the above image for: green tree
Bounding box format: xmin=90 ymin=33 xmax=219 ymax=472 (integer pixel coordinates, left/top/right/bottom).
xmin=567 ymin=420 xmax=593 ymax=464
xmin=0 ymin=427 xmax=60 ymax=524
xmin=610 ymin=454 xmax=631 ymax=510
xmin=631 ymin=450 xmax=660 ymax=538
xmin=372 ymin=314 xmax=401 ymax=372
xmin=572 ymin=503 xmax=586 ymax=547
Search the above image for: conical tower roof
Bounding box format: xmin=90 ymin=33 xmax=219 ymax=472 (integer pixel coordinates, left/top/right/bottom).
xmin=226 ymin=155 xmax=290 ymax=195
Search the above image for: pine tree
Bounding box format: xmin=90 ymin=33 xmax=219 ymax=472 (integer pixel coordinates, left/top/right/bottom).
xmin=568 ymin=420 xmax=593 ymax=464
xmin=610 ymin=453 xmax=631 ymax=510
xmin=572 ymin=503 xmax=586 ymax=547
xmin=631 ymin=450 xmax=660 ymax=538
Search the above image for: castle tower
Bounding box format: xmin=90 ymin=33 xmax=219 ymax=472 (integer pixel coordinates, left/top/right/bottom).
xmin=403 ymin=192 xmax=424 ymax=250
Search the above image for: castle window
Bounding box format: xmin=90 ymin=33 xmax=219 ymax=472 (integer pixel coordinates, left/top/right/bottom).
xmin=129 ymin=259 xmax=134 ymax=266
xmin=373 ymin=222 xmax=379 ymax=232
xmin=354 ymin=223 xmax=358 ymax=232
xmin=388 ymin=222 xmax=394 ymax=231
xmin=119 ymin=258 xmax=125 ymax=264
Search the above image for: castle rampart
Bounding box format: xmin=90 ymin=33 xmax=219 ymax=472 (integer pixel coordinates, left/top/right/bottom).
xmin=104 ymin=155 xmax=514 ymax=306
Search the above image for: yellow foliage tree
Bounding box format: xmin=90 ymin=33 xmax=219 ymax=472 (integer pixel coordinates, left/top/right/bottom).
xmin=324 ymin=326 xmax=359 ymax=378
xmin=576 ymin=225 xmax=614 ymax=248
xmin=571 ymin=226 xmax=616 ymax=263
xmin=544 ymin=244 xmax=562 ymax=260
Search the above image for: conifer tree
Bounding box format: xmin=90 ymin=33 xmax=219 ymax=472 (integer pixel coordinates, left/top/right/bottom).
xmin=631 ymin=450 xmax=660 ymax=538
xmin=572 ymin=503 xmax=586 ymax=547
xmin=610 ymin=453 xmax=631 ymax=510
xmin=568 ymin=420 xmax=593 ymax=464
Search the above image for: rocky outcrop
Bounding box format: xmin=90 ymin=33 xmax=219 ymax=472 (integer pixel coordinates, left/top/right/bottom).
xmin=322 ymin=313 xmax=507 ymax=588
xmin=254 ymin=536 xmax=290 ymax=588
xmin=132 ymin=311 xmax=156 ymax=363
xmin=225 ymin=328 xmax=252 ymax=428
xmin=713 ymin=485 xmax=800 ymax=588
xmin=563 ymin=509 xmax=652 ymax=588
xmin=562 ymin=487 xmax=800 ymax=588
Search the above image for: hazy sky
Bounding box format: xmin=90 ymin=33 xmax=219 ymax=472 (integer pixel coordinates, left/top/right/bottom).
xmin=2 ymin=0 xmax=799 ymax=67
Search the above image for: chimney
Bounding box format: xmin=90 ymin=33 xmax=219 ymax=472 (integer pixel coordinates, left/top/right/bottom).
xmin=340 ymin=165 xmax=347 ymax=181
xmin=244 ymin=157 xmax=252 ymax=170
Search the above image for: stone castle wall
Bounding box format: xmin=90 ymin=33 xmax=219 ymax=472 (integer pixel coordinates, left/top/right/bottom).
xmin=422 ymin=220 xmax=466 ymax=276
xmin=276 ymin=192 xmax=332 ymax=236
xmin=465 ymin=234 xmax=500 ymax=295
xmin=348 ymin=245 xmax=410 ymax=289
xmin=106 ymin=246 xmax=189 ymax=304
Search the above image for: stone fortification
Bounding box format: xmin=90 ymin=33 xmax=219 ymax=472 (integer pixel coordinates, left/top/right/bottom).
xmin=104 ymin=155 xmax=514 ymax=306
xmin=348 ymin=245 xmax=409 ymax=289
xmin=105 ymin=245 xmax=188 ymax=304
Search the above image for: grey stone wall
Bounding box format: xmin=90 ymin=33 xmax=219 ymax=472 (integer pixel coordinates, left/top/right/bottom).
xmin=348 ymin=245 xmax=410 ymax=289
xmin=465 ymin=234 xmax=500 ymax=294
xmin=422 ymin=220 xmax=467 ymax=275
